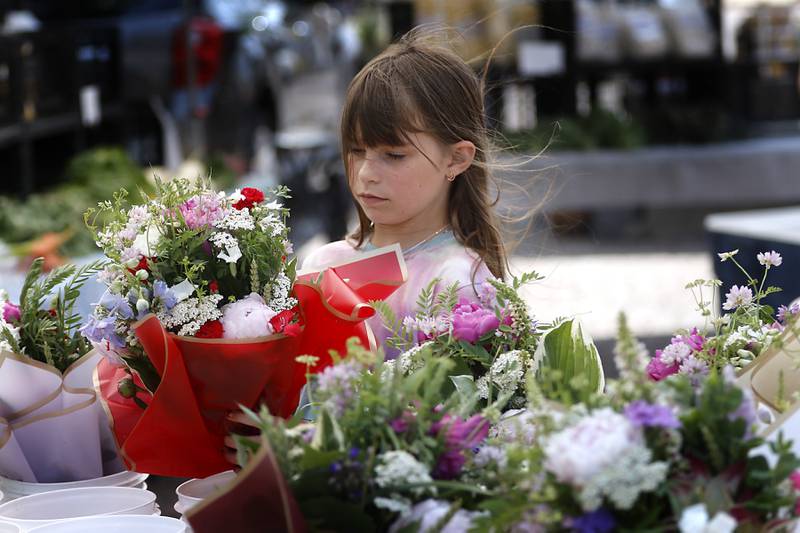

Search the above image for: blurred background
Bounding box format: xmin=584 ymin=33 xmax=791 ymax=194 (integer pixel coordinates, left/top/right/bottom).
xmin=1 ymin=0 xmax=799 ymax=369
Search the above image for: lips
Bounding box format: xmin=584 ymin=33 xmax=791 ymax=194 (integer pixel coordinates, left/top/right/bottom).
xmin=357 ymin=193 xmax=388 ymax=206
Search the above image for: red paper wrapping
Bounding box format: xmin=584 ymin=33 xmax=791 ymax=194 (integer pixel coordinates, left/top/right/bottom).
xmin=95 ymin=246 xmax=405 ymax=477
xmin=186 ymin=440 xmax=307 ymax=533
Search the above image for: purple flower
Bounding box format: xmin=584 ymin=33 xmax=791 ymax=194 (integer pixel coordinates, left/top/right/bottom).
xmin=730 ymin=389 xmax=757 ymax=438
xmin=390 ymin=411 xmax=414 ymax=434
xmin=98 ymin=291 xmax=134 ymax=320
xmin=647 ymin=352 xmax=679 ymax=381
xmin=153 ymin=280 xmax=177 ymax=311
xmin=430 ymin=413 xmax=490 ymax=479
xmin=315 ymin=359 xmax=361 ymax=417
xmin=624 ymin=400 xmax=681 ymax=429
xmin=2 ymin=301 xmax=20 ymax=323
xmin=80 ymin=315 xmax=126 ymax=348
xmin=777 ymin=303 xmax=800 ymax=325
xmin=568 ymin=508 xmax=616 ymax=533
xmin=677 ymin=328 xmax=705 ymax=352
xmin=757 ymin=250 xmax=782 ymax=268
xmin=679 ymin=355 xmax=709 ymax=387
xmin=451 ymin=299 xmax=500 ymax=343
xmin=723 ymin=285 xmax=753 ymax=311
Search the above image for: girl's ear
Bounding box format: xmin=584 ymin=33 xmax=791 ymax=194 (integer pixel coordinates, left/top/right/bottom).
xmin=447 ymin=140 xmax=476 ymax=177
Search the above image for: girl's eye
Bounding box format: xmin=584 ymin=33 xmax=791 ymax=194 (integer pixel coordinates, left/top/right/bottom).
xmin=350 ymin=148 xmax=366 ymax=156
xmin=386 ymin=152 xmax=405 ymax=160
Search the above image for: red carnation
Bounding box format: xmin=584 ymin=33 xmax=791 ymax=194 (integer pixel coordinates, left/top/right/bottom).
xmin=233 ymin=187 xmax=264 ymax=210
xmin=269 ymin=308 xmax=296 ymax=333
xmin=208 ymin=280 xmax=219 ymax=294
xmin=283 ymin=323 xmax=302 ymax=337
xmin=195 ymin=319 xmax=224 ymax=338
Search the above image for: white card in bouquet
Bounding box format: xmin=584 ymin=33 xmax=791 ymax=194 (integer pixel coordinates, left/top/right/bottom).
xmin=752 ymin=401 xmax=800 ymax=467
xmin=0 ymin=351 xmax=118 ymax=483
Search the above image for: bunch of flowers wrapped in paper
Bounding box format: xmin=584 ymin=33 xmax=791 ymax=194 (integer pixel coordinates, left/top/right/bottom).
xmin=0 ymin=258 xmax=126 ymax=485
xmin=376 ymin=272 xmax=605 ymax=410
xmin=640 ymin=249 xmax=800 ymax=425
xmin=83 ymin=178 xmax=404 ymax=477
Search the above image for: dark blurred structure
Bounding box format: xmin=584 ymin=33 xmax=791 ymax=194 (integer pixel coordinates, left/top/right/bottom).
xmin=0 ymin=0 xmax=356 ymax=201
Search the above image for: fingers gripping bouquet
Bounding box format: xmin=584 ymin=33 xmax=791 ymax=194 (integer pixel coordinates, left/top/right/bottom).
xmin=83 ymin=179 xmax=313 ymax=477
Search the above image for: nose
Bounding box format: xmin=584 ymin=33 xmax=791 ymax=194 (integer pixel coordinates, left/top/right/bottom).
xmin=355 ymin=154 xmax=380 ymax=185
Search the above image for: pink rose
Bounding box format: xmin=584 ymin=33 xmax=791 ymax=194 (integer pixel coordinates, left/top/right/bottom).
xmin=451 ymin=299 xmax=499 ymax=344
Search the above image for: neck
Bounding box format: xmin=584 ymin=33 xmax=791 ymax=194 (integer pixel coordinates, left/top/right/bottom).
xmin=370 ymin=219 xmax=449 ymax=250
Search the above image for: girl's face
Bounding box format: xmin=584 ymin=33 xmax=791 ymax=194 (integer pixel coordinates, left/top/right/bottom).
xmin=348 ymin=132 xmax=453 ymax=230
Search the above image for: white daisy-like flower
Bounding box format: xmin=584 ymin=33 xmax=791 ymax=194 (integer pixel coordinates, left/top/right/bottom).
xmin=756 ymin=250 xmax=782 ymax=269
xmin=722 ymin=285 xmax=753 ymax=311
xmin=209 ymin=231 xmax=242 ymax=264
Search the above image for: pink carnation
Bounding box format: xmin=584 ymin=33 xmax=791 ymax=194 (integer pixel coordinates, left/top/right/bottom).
xmin=179 ymin=193 xmax=225 ymax=230
xmin=220 ymin=293 xmax=277 ymax=339
xmin=647 ymin=351 xmax=679 ymax=381
xmin=2 ymin=301 xmax=20 ymax=323
xmin=451 ymin=299 xmax=500 ymax=344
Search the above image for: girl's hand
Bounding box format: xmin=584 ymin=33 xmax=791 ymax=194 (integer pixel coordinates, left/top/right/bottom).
xmin=223 ymin=411 xmax=261 ymax=468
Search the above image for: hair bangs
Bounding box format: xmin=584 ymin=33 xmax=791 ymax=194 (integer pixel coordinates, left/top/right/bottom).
xmin=342 ymin=64 xmax=424 ymax=152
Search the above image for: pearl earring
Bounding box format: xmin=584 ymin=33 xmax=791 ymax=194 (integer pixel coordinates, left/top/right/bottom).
xmin=446 ymin=171 xmax=456 ymax=182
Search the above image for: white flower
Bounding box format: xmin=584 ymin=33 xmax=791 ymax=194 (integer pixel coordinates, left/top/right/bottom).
xmin=488 ymin=350 xmax=528 ymax=393
xmin=395 ymin=342 xmax=433 ymax=374
xmin=474 ymin=445 xmax=507 ymax=468
xmin=374 ymin=450 xmax=433 ymax=496
xmin=722 ymin=285 xmax=753 ymax=311
xmin=228 ymin=189 xmax=246 ymax=204
xmin=374 ymin=496 xmax=411 ymax=514
xmin=0 ymin=289 xmax=8 ymax=302
xmin=157 ymin=294 xmax=223 ymax=336
xmin=578 ymin=444 xmax=668 ymax=511
xmin=91 ymin=339 xmax=128 ymax=367
xmin=659 ymin=342 xmax=691 ymax=365
xmin=216 ymin=208 xmax=255 ymax=231
xmin=678 ymin=504 xmax=736 ymax=533
xmin=492 ymin=409 xmax=538 ymax=445
xmin=717 ymin=249 xmax=739 ymax=262
xmin=132 ymin=224 xmax=162 ymax=257
xmin=266 ymin=271 xmax=297 ymax=312
xmin=170 ymin=279 xmax=196 ymax=303
xmin=220 ymin=293 xmax=277 ymax=339
xmin=389 ymin=499 xmax=485 ymax=533
xmin=543 ymin=408 xmax=640 ymax=487
xmin=756 ymin=250 xmax=782 ymax=269
xmin=209 ymin=231 xmax=242 ymax=264
xmin=0 ymin=316 xmax=20 ymax=353
xmin=264 ymin=200 xmax=283 ymax=210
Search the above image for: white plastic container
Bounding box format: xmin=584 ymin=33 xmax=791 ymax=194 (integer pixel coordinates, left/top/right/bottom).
xmin=28 ymin=515 xmax=187 ymax=532
xmin=0 ymin=471 xmax=148 ymax=502
xmin=0 ymin=521 xmax=21 ymax=533
xmin=0 ymin=487 xmax=157 ymax=530
xmin=174 ymin=470 xmax=236 ymax=515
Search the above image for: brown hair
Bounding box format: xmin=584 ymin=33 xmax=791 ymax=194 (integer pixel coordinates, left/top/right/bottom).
xmin=341 ymin=30 xmax=508 ymax=280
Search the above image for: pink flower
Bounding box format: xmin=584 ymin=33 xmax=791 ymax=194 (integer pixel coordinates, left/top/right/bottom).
xmin=647 ymin=351 xmax=679 ymax=381
xmin=220 ymin=293 xmax=277 ymax=339
xmin=677 ymin=328 xmax=705 ymax=352
xmin=2 ymin=301 xmax=20 ymax=323
xmin=790 ymin=471 xmax=800 ymax=491
xmin=179 ymin=193 xmax=225 ymax=230
xmin=451 ymin=299 xmax=499 ymax=343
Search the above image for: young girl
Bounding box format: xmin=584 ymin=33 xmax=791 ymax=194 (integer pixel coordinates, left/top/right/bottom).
xmin=302 ymin=30 xmax=509 ymax=355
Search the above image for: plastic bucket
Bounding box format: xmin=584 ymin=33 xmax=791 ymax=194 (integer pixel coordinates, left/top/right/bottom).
xmin=174 ymin=470 xmax=236 ymax=515
xmin=27 ymin=515 xmax=187 ymax=532
xmin=0 ymin=471 xmax=148 ymax=502
xmin=0 ymin=487 xmax=157 ymax=529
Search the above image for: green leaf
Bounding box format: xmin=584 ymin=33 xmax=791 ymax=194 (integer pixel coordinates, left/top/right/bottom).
xmin=533 ymin=318 xmax=605 ymax=401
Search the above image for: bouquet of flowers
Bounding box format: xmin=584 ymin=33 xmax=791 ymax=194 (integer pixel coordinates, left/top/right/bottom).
xmin=186 ymin=338 xmax=504 ymax=533
xmin=0 ymin=258 xmax=123 ymax=483
xmin=645 ymin=250 xmax=797 ymax=393
xmin=470 ymin=316 xmax=800 ymax=532
xmin=376 ymin=273 xmax=604 ymax=410
xmin=85 ymin=178 xmax=402 ymax=477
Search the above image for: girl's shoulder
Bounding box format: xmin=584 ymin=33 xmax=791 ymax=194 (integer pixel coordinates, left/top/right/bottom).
xmin=300 ymin=240 xmax=361 ymax=271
